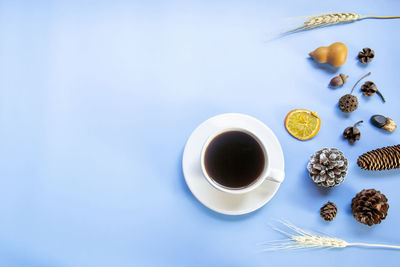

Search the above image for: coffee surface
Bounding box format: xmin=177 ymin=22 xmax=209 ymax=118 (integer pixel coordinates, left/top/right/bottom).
xmin=204 ymin=131 xmax=265 ymax=189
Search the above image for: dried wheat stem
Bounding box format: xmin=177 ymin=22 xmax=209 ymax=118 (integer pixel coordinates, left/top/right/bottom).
xmin=284 ymin=13 xmax=400 ymax=34
xmin=261 ymin=221 xmax=400 ymax=251
xmin=363 ymin=15 xmax=400 ymax=19
xmin=348 ymin=243 xmax=400 ymax=249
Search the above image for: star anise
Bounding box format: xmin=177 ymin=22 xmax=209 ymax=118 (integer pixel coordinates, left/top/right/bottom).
xmin=358 ymin=48 xmax=375 ymax=64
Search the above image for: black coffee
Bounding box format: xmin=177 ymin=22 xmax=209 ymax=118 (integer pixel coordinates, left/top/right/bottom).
xmin=204 ymin=131 xmax=265 ymax=189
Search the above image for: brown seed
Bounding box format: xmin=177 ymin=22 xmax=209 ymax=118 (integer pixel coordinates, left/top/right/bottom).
xmin=382 ymin=118 xmax=397 ymax=132
xmin=329 ymin=73 xmax=348 ymax=87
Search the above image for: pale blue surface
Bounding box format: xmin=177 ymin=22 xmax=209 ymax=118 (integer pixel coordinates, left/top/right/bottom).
xmin=1 ymin=1 xmax=400 ymax=266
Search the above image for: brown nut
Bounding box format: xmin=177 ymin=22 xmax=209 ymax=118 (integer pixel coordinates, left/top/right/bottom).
xmin=329 ymin=73 xmax=348 ymax=87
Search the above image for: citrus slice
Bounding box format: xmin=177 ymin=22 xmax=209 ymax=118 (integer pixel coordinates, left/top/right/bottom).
xmin=285 ymin=109 xmax=321 ymax=140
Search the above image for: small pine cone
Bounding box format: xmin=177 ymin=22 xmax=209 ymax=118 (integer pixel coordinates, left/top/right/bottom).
xmin=307 ymin=148 xmax=348 ymax=187
xmin=357 ymin=144 xmax=400 ymax=170
xmin=320 ymin=201 xmax=337 ymax=221
xmin=351 ymin=189 xmax=389 ymax=226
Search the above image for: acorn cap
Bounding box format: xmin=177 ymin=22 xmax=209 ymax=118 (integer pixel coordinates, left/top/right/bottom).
xmin=339 ymin=73 xmax=348 ymax=83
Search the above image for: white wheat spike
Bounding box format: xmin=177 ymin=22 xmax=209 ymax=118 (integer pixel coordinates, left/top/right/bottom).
xmin=260 ymin=220 xmax=400 ymax=251
xmin=284 ymin=13 xmax=400 ymax=34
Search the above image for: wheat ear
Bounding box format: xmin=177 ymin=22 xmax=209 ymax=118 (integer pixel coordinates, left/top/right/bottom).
xmin=259 ymin=220 xmax=400 ymax=251
xmin=285 ymin=13 xmax=400 ymax=34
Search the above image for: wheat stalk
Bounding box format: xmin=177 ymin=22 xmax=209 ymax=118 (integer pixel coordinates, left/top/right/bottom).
xmin=259 ymin=220 xmax=400 ymax=251
xmin=286 ymin=13 xmax=400 ymax=34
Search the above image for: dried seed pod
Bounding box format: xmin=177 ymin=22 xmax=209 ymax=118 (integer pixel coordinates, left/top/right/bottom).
xmin=371 ymin=115 xmax=397 ymax=132
xmin=339 ymin=94 xmax=358 ymax=113
xmin=343 ymin=120 xmax=363 ymax=144
xmin=361 ymin=81 xmax=386 ymax=102
xmin=358 ymin=48 xmax=375 ymax=64
xmin=329 ymin=73 xmax=348 ymax=87
xmin=338 ymin=72 xmax=370 ymax=113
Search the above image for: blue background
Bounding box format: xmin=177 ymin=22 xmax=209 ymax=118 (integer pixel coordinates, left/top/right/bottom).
xmin=1 ymin=0 xmax=400 ymax=266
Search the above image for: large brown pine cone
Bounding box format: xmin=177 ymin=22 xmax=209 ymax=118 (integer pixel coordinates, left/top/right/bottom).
xmin=351 ymin=189 xmax=389 ymax=226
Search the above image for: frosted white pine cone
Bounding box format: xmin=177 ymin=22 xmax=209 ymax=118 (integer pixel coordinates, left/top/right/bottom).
xmin=307 ymin=148 xmax=348 ymax=187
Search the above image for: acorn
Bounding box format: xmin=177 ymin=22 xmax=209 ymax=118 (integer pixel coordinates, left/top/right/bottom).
xmin=329 ymin=73 xmax=348 ymax=88
xmin=371 ymin=115 xmax=397 ymax=132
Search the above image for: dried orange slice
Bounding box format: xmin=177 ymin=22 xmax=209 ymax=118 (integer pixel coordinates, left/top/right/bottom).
xmin=285 ymin=109 xmax=321 ymax=140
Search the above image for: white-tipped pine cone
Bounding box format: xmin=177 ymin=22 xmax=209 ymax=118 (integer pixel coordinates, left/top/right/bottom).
xmin=307 ymin=148 xmax=348 ymax=187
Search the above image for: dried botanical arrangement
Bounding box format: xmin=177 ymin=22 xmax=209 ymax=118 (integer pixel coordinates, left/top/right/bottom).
xmin=260 ymin=221 xmax=400 ymax=251
xmin=285 ymin=13 xmax=400 ymax=34
xmin=276 ymin=11 xmax=400 ymax=243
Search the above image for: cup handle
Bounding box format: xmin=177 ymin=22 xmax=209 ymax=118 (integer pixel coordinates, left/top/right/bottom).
xmin=266 ymin=168 xmax=284 ymax=183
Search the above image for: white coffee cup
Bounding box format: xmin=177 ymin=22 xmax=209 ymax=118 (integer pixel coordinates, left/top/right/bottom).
xmin=200 ymin=127 xmax=284 ymax=194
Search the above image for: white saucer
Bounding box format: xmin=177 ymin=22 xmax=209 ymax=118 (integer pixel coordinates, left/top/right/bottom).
xmin=182 ymin=113 xmax=285 ymax=215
